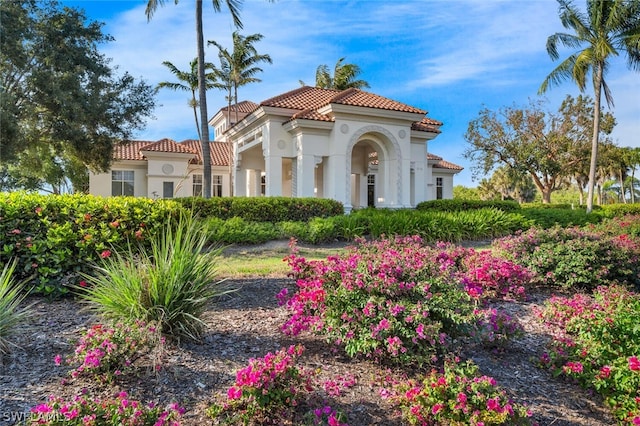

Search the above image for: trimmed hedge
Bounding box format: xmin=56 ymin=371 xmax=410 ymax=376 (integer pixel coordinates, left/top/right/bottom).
xmin=416 ymin=199 xmax=521 ymax=212
xmin=0 ymin=192 xmax=183 ymax=296
xmin=174 ymin=196 xmax=343 ymax=222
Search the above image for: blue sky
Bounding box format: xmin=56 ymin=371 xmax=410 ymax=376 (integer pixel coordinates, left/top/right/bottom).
xmin=62 ymin=0 xmax=640 ymax=187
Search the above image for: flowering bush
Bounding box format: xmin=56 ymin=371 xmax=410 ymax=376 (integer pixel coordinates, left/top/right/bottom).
xmin=28 ymin=390 xmax=184 ymax=425
xmin=537 ymin=285 xmax=640 ymax=423
xmin=434 ymin=243 xmax=530 ymax=302
xmin=208 ymin=345 xmax=316 ymax=425
xmin=56 ymin=321 xmax=163 ymax=382
xmin=280 ymin=237 xmax=476 ymax=365
xmin=384 ymin=358 xmax=532 ymax=425
xmin=472 ymin=308 xmax=525 ymax=351
xmin=492 ymin=226 xmax=640 ymax=290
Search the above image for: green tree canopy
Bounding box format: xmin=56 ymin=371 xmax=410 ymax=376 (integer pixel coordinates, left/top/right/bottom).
xmin=0 ymin=0 xmax=157 ymax=193
xmin=463 ymin=96 xmax=615 ymax=204
xmin=301 ymin=57 xmax=370 ymax=90
xmin=158 ymin=58 xmax=220 ymax=141
xmin=539 ymin=0 xmax=640 ymax=212
xmin=209 ymin=31 xmax=272 ymax=126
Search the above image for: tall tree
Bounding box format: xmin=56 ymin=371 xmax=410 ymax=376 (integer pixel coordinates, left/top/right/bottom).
xmin=306 ymin=57 xmax=370 ymax=90
xmin=626 ymin=147 xmax=640 ymax=203
xmin=463 ymin=96 xmax=613 ymax=203
xmin=0 ymin=0 xmax=156 ymax=192
xmin=158 ymin=58 xmax=219 ymax=141
xmin=209 ymin=31 xmax=271 ymax=125
xmin=145 ymin=0 xmax=242 ymax=198
xmin=539 ymin=0 xmax=640 ymax=213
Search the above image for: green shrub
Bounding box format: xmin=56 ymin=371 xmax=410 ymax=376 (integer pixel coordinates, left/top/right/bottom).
xmin=598 ymin=203 xmax=640 ymax=218
xmin=80 ymin=213 xmax=230 ymax=340
xmin=0 ymin=260 xmax=30 ymax=353
xmin=538 ymin=285 xmax=640 ymax=423
xmin=204 ymin=216 xmax=279 ymax=244
xmin=519 ymin=207 xmax=602 ymax=228
xmin=0 ymin=192 xmax=183 ymax=296
xmin=175 ymin=196 xmax=343 ymax=222
xmin=492 ymin=226 xmax=640 ymax=290
xmin=416 ymin=199 xmax=521 ymax=212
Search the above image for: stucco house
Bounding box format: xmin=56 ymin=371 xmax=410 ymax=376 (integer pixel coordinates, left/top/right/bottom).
xmin=89 ymin=86 xmax=462 ymax=208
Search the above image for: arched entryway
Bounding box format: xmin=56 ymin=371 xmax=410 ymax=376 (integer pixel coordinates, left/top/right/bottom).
xmin=346 ymin=126 xmax=402 ymax=210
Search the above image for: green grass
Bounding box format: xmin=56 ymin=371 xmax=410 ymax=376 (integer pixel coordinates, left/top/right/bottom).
xmin=218 ymin=245 xmax=347 ymax=277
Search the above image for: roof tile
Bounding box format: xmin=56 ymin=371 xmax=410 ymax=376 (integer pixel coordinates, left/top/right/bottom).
xmin=180 ymin=140 xmax=231 ymax=166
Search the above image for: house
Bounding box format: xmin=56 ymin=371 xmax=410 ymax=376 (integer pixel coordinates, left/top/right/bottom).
xmin=89 ymin=138 xmax=232 ymax=198
xmin=88 ymin=86 xmax=462 ymax=209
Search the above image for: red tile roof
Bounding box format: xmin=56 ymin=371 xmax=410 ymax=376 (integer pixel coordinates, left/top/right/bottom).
xmin=427 ymin=152 xmax=463 ymax=171
xmin=254 ymin=86 xmax=441 ymax=133
xmin=181 ymin=139 xmax=231 ymax=166
xmin=113 ymin=141 xmax=154 ymax=161
xmin=261 ymin=86 xmax=426 ymax=115
xmin=433 ymin=159 xmax=463 ymax=171
xmin=140 ymin=138 xmax=196 ymax=154
xmin=113 ymin=139 xmax=230 ymax=166
xmin=220 ymin=100 xmax=259 ymax=114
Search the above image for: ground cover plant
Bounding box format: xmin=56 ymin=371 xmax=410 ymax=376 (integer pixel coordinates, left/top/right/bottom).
xmin=383 ymin=358 xmax=532 ymax=425
xmin=537 ymin=285 xmax=640 ymax=424
xmin=29 ymin=391 xmax=184 ymax=425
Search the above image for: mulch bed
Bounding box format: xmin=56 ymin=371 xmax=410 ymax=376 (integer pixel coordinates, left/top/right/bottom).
xmin=0 ymin=275 xmax=616 ymax=426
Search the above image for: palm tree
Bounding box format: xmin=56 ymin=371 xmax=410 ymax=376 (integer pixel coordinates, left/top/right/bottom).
xmin=146 ymin=0 xmax=242 ymax=198
xmin=309 ymin=57 xmax=370 ymax=90
xmin=539 ymin=0 xmax=640 ymax=213
xmin=209 ymin=31 xmax=272 ymax=125
xmin=158 ymin=59 xmax=220 ymax=141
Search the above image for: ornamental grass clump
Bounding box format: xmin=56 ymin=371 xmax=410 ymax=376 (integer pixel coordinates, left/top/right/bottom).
xmin=208 ymin=345 xmax=317 ymax=425
xmin=384 ymin=358 xmax=532 ymax=425
xmin=80 ymin=212 xmax=229 ymax=340
xmin=0 ymin=260 xmax=31 ymax=353
xmin=537 ymin=285 xmax=640 ymax=423
xmin=55 ymin=321 xmax=163 ymax=382
xmin=29 ymin=390 xmax=184 ymax=425
xmin=279 ymin=237 xmax=476 ymax=366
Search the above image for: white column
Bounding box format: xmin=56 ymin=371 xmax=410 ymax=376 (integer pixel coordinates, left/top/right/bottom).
xmin=265 ymin=155 xmax=282 ymax=196
xmin=296 ymin=154 xmax=316 ymax=198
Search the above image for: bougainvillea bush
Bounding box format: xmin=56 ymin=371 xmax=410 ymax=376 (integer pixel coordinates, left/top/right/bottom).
xmin=208 ymin=345 xmax=350 ymax=426
xmin=537 ymin=285 xmax=640 ymax=423
xmin=55 ymin=321 xmax=163 ymax=383
xmin=383 ymin=358 xmax=532 ymax=425
xmin=29 ymin=390 xmax=184 ymax=425
xmin=279 ymin=237 xmax=530 ymax=366
xmin=492 ymin=226 xmax=640 ymax=290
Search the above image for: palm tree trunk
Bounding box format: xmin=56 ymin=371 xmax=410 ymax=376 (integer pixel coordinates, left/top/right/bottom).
xmin=196 ymin=0 xmax=211 ymax=198
xmin=191 ymin=89 xmax=202 ymax=142
xmin=586 ymin=64 xmax=603 ymax=214
xmin=632 ymin=169 xmax=636 ymax=203
xmin=619 ymin=171 xmax=627 ymax=203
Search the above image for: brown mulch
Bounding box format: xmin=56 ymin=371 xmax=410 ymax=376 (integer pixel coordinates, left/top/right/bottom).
xmin=0 ymin=255 xmax=617 ymax=426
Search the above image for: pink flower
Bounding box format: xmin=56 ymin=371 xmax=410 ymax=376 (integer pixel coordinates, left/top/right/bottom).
xmin=487 ymin=397 xmax=501 ymax=412
xmin=457 ymin=392 xmax=467 ymax=404
xmin=631 ymin=416 xmax=640 ymax=425
xmin=227 ymin=386 xmax=242 ymax=400
xmin=432 ymin=403 xmax=444 ymax=414
xmin=54 ymin=354 xmax=62 ymax=366
xmin=629 ymin=356 xmax=640 ymax=371
xmin=100 ymin=250 xmax=111 ymax=259
xmin=599 ymin=365 xmax=611 ymax=378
